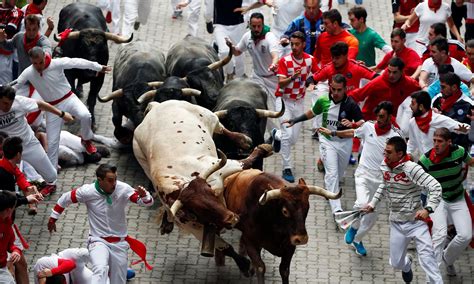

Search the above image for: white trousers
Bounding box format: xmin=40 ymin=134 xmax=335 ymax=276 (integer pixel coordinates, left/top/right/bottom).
xmin=319 ymin=136 xmax=352 ymax=213
xmin=185 ymin=0 xmax=213 ymax=36
xmin=46 ymin=95 xmax=93 ymax=168
xmin=0 ymin=54 xmax=13 ymax=85
xmin=97 ymin=0 xmax=121 ymax=34
xmin=352 ymin=167 xmax=381 ymax=243
xmin=22 ymin=138 xmax=57 ymax=184
xmin=252 ymin=74 xmax=279 ymax=135
xmin=275 ymin=97 xmax=304 ymax=170
xmin=405 ymin=32 xmax=419 ymax=52
xmin=214 ymin=23 xmax=246 ymax=76
xmin=432 ymin=198 xmax=473 ymax=267
xmin=389 ymin=220 xmax=443 ymax=284
xmin=121 ymin=0 xmax=138 ymax=37
xmin=0 ymin=267 xmax=15 ymax=284
xmin=20 ymin=160 xmax=44 ymax=183
xmin=88 ymin=238 xmax=129 ymax=284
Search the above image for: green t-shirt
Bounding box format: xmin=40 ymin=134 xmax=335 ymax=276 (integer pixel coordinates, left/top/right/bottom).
xmin=349 ymin=27 xmax=387 ymax=67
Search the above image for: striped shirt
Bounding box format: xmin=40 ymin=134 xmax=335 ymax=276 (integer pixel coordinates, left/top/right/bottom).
xmin=419 ymin=145 xmax=470 ymax=203
xmin=369 ymin=159 xmax=442 ymax=222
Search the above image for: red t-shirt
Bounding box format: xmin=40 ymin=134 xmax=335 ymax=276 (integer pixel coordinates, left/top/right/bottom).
xmin=392 ymin=0 xmax=420 ymax=33
xmin=312 ymin=59 xmax=376 ymax=93
xmin=0 ymin=158 xmax=30 ymax=193
xmin=350 ymin=71 xmax=421 ymax=120
xmin=276 ymin=52 xmax=318 ymax=100
xmin=376 ymin=47 xmax=421 ymax=76
xmin=314 ymin=30 xmax=359 ymax=66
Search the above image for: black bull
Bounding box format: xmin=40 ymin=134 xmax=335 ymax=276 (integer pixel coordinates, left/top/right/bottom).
xmin=213 ymin=79 xmax=284 ymax=169
xmin=97 ymin=41 xmax=166 ymax=141
xmin=55 ymin=2 xmax=132 ymax=128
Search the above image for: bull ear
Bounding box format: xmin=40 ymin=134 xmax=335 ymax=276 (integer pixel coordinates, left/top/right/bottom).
xmin=258 ymin=186 xmax=281 ymax=205
xmin=298 ymin=178 xmax=306 ymax=186
xmin=255 ymin=100 xmax=285 ymax=118
xmin=308 ymin=185 xmax=342 ymax=200
xmin=169 ymin=200 xmax=183 ymax=217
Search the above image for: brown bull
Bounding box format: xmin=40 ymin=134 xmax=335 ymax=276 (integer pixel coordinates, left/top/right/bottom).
xmin=224 ymin=169 xmax=342 ymax=284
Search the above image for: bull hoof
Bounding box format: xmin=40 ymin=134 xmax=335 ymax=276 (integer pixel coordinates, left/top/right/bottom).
xmin=256 ymin=144 xmax=273 ymax=158
xmin=237 ymin=257 xmax=252 ymax=277
xmin=239 ymin=135 xmax=253 ymax=150
xmin=160 ymin=219 xmax=174 ymax=235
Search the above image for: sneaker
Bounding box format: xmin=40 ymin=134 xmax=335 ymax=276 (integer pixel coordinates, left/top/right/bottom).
xmin=345 ymin=226 xmax=358 ymax=244
xmin=352 ymin=241 xmax=367 ymax=256
xmin=105 ymin=11 xmax=112 ymax=23
xmin=317 ymin=158 xmax=325 ymax=172
xmin=81 ymin=139 xmax=97 ymax=155
xmin=443 ymin=254 xmax=457 ymax=276
xmin=133 ymin=21 xmax=140 ymax=30
xmin=282 ymin=169 xmax=295 ymax=183
xmin=206 ymin=21 xmax=214 ymax=34
xmin=40 ymin=185 xmax=57 ymax=197
xmin=402 ymin=254 xmax=413 ymax=283
xmin=126 ymin=268 xmax=136 ymax=280
xmin=349 ymin=154 xmax=357 ymax=165
xmin=172 ymin=10 xmax=183 ymax=19
xmin=271 ymin=128 xmax=281 ymax=153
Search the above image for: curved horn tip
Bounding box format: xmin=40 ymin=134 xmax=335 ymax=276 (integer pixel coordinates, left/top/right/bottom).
xmin=170 ymin=200 xmax=183 ymax=216
xmin=53 ymin=34 xmax=60 ymax=42
xmin=258 ymin=191 xmax=268 ymax=205
xmin=126 ymin=33 xmax=133 ymax=43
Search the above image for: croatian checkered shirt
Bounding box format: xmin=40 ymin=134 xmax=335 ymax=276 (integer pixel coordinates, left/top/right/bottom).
xmin=275 ymin=52 xmax=318 ymax=100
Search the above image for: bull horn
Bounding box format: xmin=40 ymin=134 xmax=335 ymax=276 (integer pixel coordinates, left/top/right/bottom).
xmin=207 ymin=46 xmax=233 ymax=70
xmin=255 ymin=100 xmax=285 ymax=118
xmin=259 ymin=186 xmax=282 ymax=205
xmin=181 ymin=88 xmax=201 ymax=96
xmin=105 ymin=32 xmax=133 ymax=44
xmin=98 ymin=88 xmax=123 ymax=103
xmin=137 ymin=90 xmax=157 ymax=104
xmin=53 ymin=31 xmax=80 ymax=42
xmin=147 ymin=81 xmax=164 ymax=88
xmin=202 ymin=149 xmax=227 ymax=180
xmin=308 ymin=185 xmax=342 ymax=200
xmin=169 ymin=200 xmax=183 ymax=217
xmin=214 ymin=110 xmax=227 ymax=119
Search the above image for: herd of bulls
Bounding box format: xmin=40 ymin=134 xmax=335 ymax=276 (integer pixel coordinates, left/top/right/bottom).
xmin=56 ymin=3 xmax=341 ymax=283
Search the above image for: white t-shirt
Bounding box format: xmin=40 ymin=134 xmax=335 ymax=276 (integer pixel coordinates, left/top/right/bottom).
xmin=33 ymin=248 xmax=90 ymax=284
xmin=354 ymin=121 xmax=401 ymax=172
xmin=415 ymin=2 xmax=451 ymax=45
xmin=237 ymin=30 xmax=279 ymax=77
xmin=0 ymin=96 xmax=38 ymax=144
xmin=421 ymin=57 xmax=473 ymax=86
xmin=271 ymin=0 xmax=304 ymax=37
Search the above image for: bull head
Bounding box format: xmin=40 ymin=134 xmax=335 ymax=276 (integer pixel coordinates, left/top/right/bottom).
xmin=98 ymin=81 xmax=166 ymax=103
xmin=137 ymin=87 xmax=201 ymax=104
xmin=169 ymin=150 xmax=227 ymax=217
xmin=54 ymin=30 xmax=133 ymax=44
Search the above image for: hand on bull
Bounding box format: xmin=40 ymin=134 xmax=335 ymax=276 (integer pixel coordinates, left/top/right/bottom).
xmin=99 ymin=65 xmax=112 ymax=75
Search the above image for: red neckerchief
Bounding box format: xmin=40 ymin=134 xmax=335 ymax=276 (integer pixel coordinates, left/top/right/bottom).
xmin=414 ymin=110 xmax=432 ymax=133
xmin=39 ymin=53 xmax=52 ymax=76
xmin=374 ymin=121 xmax=392 ymax=136
xmin=57 ymin=28 xmax=72 ymax=47
xmin=428 ymin=0 xmax=442 ymax=12
xmin=25 ymin=3 xmax=42 ymax=16
xmin=385 ymin=154 xmax=410 ymax=169
xmin=440 ymin=89 xmax=462 ymax=112
xmin=428 ymin=147 xmax=450 ymax=164
xmin=304 ymin=10 xmax=322 ymax=24
xmin=23 ymin=33 xmax=40 ymax=54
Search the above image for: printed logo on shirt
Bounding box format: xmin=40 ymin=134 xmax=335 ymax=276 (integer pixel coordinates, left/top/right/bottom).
xmin=326 ymin=119 xmax=340 ymax=127
xmin=393 ymin=172 xmax=409 ymax=182
xmin=0 ymin=112 xmax=17 ymax=129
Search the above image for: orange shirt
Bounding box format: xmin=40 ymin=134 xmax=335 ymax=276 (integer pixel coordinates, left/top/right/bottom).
xmin=314 ymin=29 xmax=359 ymax=66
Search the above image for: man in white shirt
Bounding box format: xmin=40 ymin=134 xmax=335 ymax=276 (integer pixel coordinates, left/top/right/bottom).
xmin=227 ymin=12 xmax=280 ymax=131
xmin=48 ymin=164 xmax=154 ymax=284
xmin=15 ymin=47 xmax=111 ymax=169
xmin=0 ymin=85 xmax=73 ymax=195
xmin=419 ymin=37 xmax=473 ymax=90
xmin=407 ymin=90 xmax=469 ymax=159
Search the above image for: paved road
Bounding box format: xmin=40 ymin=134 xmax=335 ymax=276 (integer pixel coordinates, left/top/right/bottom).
xmin=16 ymin=0 xmax=474 ymax=283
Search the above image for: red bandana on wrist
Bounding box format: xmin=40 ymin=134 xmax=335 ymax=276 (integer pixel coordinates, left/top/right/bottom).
xmin=23 ymin=33 xmax=40 ymax=54
xmin=428 ymin=0 xmax=441 ymax=12
xmin=414 ymin=110 xmax=432 ymax=134
xmin=428 ymin=147 xmax=450 ymax=164
xmin=385 ymin=154 xmax=410 ymax=169
xmin=440 ymin=90 xmax=462 ymax=113
xmin=25 ymin=3 xmax=42 ymax=16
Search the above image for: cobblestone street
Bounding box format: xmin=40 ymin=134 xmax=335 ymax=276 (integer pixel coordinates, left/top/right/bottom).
xmin=15 ymin=0 xmax=474 ymax=283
